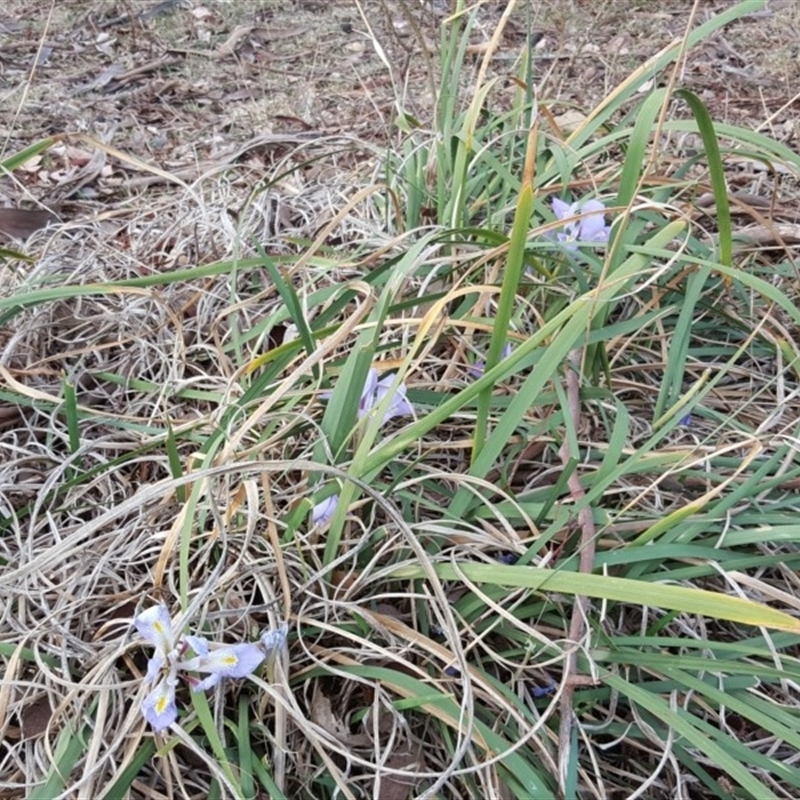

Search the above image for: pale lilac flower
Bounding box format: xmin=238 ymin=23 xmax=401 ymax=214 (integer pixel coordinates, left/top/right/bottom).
xmin=551 ymin=197 xmax=609 ymax=248
xmin=359 ymin=368 xmax=413 ymax=423
xmin=312 ymin=494 xmax=339 ymax=526
xmin=314 ymin=368 xmax=412 ymax=528
xmin=469 ymin=342 xmax=514 ymax=378
xmin=135 ymin=604 xmax=176 ymax=677
xmin=322 ymin=368 xmax=413 ymax=425
xmin=180 ymin=636 xmax=265 ymax=692
xmin=141 ymin=673 xmax=179 ymax=730
xmin=135 ymin=605 xmax=285 ymax=730
xmin=135 ymin=605 xmax=181 ymax=731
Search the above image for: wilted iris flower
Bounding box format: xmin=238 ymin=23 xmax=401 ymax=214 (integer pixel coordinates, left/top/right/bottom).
xmin=260 ymin=621 xmax=289 ymax=655
xmin=551 ymin=197 xmax=610 ymax=248
xmin=135 ymin=605 xmax=289 ymax=731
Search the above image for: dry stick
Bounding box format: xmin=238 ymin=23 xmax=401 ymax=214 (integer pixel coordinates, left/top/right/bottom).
xmin=261 ymin=474 xmax=290 ymax=795
xmin=557 ymin=348 xmax=597 ymax=792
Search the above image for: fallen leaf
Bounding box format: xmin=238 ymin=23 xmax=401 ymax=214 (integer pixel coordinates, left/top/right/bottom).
xmin=310 ymin=683 xmax=371 ymax=747
xmin=20 ymin=695 xmax=52 ymax=738
xmin=376 ymin=748 xmax=426 ymax=800
xmin=17 ymin=155 xmax=42 ymax=173
xmin=553 ymin=109 xmax=588 ymax=132
xmin=0 ymin=208 xmax=58 ymax=239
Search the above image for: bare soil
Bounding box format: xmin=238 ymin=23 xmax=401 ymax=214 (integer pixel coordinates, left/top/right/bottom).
xmin=1 ymin=1 xmax=798 ymax=222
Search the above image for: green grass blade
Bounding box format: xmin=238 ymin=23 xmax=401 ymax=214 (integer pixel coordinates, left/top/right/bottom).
xmin=191 ymin=689 xmax=245 ymax=799
xmin=99 ymin=738 xmax=156 ymax=800
xmin=236 ymin=695 xmax=256 ymax=800
xmin=387 ymin=562 xmax=800 ymax=633
xmin=255 ymin=244 xmax=319 ymax=378
xmin=603 ymin=673 xmax=780 ymax=800
xmin=62 ymin=374 xmax=82 ymax=475
xmin=675 ymin=88 xmax=732 ymax=267
xmin=615 ymin=88 xmax=667 ymax=210
xmin=164 ymin=420 xmax=186 ymax=504
xmin=0 ymin=136 xmax=58 ymax=172
xmin=29 ymin=723 xmax=87 ymax=800
xmin=252 ymin=758 xmax=288 ymax=800
xmin=473 ymin=128 xmax=536 ymax=462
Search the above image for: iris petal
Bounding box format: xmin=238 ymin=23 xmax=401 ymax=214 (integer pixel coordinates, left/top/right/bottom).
xmin=135 ymin=605 xmax=175 ymax=656
xmin=358 ymin=369 xmax=380 ymax=417
xmin=550 ymin=197 xmax=609 ymax=250
xmin=204 ymin=643 xmax=265 ymax=678
xmin=141 ymin=675 xmax=178 ymax=731
xmin=551 ymin=197 xmax=575 ymax=220
xmin=324 ymin=367 xmax=413 ymax=428
xmin=312 ymin=495 xmax=339 ymax=526
xmin=184 ymin=635 xmax=210 ymax=657
xmin=144 ymin=653 xmax=165 ymax=684
xmin=181 ymin=643 xmax=266 ymax=692
xmin=372 ymin=375 xmax=414 ymax=423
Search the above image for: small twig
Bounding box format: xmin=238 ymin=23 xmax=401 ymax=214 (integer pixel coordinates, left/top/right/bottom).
xmin=557 ymin=348 xmax=598 ymax=792
xmin=97 ymin=0 xmax=184 ymax=29
xmin=166 ymin=25 xmax=304 ymax=61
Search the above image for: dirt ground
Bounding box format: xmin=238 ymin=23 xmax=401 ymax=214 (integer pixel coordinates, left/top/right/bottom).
xmin=1 ymin=0 xmax=798 ymax=228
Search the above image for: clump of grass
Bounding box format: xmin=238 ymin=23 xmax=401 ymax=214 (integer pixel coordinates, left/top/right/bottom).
xmin=3 ymin=1 xmax=800 ymax=798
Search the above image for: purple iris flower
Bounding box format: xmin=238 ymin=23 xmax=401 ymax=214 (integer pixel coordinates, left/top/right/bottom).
xmin=551 ymin=197 xmax=610 ymax=248
xmin=135 ymin=605 xmax=181 ymax=731
xmin=313 ymin=368 xmax=413 ymax=527
xmin=322 ymin=368 xmax=414 ymax=426
xmin=358 ymin=368 xmax=414 ymax=424
xmin=311 ymin=494 xmax=339 ymax=526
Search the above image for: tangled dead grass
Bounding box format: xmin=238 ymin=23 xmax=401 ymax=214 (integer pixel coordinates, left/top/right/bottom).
xmin=0 ymin=128 xmax=563 ymax=796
